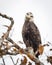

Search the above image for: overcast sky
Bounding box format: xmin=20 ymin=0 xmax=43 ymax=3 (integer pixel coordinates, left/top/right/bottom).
xmin=0 ymin=0 xmax=52 ymax=44
xmin=0 ymin=0 xmax=52 ymax=65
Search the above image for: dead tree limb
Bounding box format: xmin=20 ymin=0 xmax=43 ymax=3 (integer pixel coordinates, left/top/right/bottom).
xmin=0 ymin=13 xmax=14 ymax=40
xmin=10 ymin=55 xmax=16 ymax=65
xmin=0 ymin=39 xmax=44 ymax=65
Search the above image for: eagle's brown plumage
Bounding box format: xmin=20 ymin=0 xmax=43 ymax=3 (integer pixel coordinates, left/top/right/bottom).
xmin=22 ymin=12 xmax=42 ymax=57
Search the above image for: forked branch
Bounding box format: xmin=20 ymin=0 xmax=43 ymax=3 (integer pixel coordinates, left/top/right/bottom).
xmin=0 ymin=13 xmax=14 ymax=40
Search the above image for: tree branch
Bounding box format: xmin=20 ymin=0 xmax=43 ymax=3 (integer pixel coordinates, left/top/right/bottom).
xmin=0 ymin=13 xmax=14 ymax=40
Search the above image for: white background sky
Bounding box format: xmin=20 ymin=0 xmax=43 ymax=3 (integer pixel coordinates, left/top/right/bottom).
xmin=0 ymin=0 xmax=52 ymax=65
xmin=0 ymin=0 xmax=52 ymax=44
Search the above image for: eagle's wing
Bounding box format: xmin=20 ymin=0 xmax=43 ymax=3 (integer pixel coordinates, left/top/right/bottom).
xmin=29 ymin=22 xmax=42 ymax=44
xmin=22 ymin=23 xmax=31 ymax=47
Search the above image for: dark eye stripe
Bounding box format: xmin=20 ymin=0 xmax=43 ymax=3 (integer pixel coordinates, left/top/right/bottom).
xmin=31 ymin=16 xmax=33 ymax=17
xmin=27 ymin=13 xmax=29 ymax=15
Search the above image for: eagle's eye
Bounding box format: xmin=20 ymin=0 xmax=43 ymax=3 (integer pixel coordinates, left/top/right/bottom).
xmin=31 ymin=16 xmax=33 ymax=17
xmin=27 ymin=13 xmax=29 ymax=15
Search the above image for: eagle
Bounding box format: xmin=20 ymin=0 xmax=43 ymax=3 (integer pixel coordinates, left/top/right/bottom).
xmin=22 ymin=12 xmax=42 ymax=57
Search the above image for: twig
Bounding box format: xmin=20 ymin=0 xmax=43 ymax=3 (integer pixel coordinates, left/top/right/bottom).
xmin=10 ymin=55 xmax=16 ymax=65
xmin=2 ymin=56 xmax=5 ymax=65
xmin=0 ymin=13 xmax=14 ymax=40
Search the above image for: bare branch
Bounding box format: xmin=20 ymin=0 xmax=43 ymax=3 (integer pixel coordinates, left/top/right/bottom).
xmin=0 ymin=36 xmax=44 ymax=65
xmin=0 ymin=41 xmax=44 ymax=65
xmin=0 ymin=13 xmax=14 ymax=40
xmin=10 ymin=56 xmax=16 ymax=65
xmin=15 ymin=58 xmax=19 ymax=65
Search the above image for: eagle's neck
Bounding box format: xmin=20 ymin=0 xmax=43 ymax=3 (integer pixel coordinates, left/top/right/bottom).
xmin=25 ymin=20 xmax=33 ymax=25
xmin=25 ymin=20 xmax=29 ymax=24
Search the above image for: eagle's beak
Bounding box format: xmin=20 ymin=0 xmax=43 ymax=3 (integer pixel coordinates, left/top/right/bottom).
xmin=26 ymin=16 xmax=31 ymax=20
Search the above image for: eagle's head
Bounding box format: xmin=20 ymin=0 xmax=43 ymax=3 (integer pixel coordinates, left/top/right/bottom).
xmin=25 ymin=12 xmax=34 ymax=22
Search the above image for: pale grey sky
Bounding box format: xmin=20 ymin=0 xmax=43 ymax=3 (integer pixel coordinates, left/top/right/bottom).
xmin=0 ymin=1 xmax=52 ymax=65
xmin=0 ymin=0 xmax=52 ymax=43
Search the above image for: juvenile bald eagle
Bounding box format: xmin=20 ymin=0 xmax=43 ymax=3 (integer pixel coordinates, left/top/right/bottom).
xmin=22 ymin=12 xmax=42 ymax=57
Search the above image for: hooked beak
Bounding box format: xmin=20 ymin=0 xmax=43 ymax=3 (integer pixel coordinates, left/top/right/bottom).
xmin=26 ymin=16 xmax=31 ymax=20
